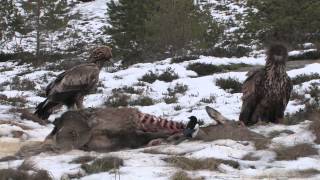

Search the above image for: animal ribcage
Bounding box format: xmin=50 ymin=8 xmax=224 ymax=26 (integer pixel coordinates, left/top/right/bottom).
xmin=136 ymin=112 xmax=185 ymax=134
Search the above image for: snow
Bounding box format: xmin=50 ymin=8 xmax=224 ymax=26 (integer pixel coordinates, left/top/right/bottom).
xmin=1 ymin=53 xmax=320 ymax=179
xmin=0 ymin=1 xmax=320 ymax=179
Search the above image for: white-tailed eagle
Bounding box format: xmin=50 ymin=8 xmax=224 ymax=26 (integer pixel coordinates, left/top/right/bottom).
xmin=239 ymin=44 xmax=292 ymax=125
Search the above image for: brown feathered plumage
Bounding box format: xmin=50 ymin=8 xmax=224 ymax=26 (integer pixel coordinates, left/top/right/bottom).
xmin=239 ymin=44 xmax=292 ymax=125
xmin=34 ymin=46 xmax=113 ymax=119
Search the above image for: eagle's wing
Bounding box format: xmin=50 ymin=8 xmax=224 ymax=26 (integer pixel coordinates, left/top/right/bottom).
xmin=46 ymin=63 xmax=100 ymax=96
xmin=278 ymin=75 xmax=293 ymax=118
xmin=239 ymin=68 xmax=266 ymax=125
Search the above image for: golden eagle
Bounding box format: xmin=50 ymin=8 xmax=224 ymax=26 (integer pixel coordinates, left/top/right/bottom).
xmin=34 ymin=46 xmax=113 ymax=119
xmin=239 ymin=44 xmax=292 ymax=125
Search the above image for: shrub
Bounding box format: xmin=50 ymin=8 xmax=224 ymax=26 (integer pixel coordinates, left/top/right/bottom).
xmin=139 ymin=68 xmax=179 ymax=83
xmin=10 ymin=77 xmax=36 ymax=91
xmin=291 ymin=73 xmax=320 ymax=85
xmin=173 ymin=83 xmax=188 ymax=95
xmin=200 ymin=95 xmax=216 ymax=104
xmin=164 ymin=156 xmax=239 ymax=171
xmin=274 ymin=143 xmax=318 ymax=160
xmin=187 ymin=63 xmax=251 ymax=76
xmin=171 ymin=171 xmax=202 ymax=180
xmin=105 ymin=93 xmax=130 ymax=107
xmin=81 ymin=157 xmax=123 ymax=175
xmin=164 ymin=96 xmax=178 ymax=104
xmin=112 ymin=86 xmax=144 ymax=95
xmin=4 ymin=96 xmax=27 ymax=107
xmin=166 ymin=83 xmax=189 ymax=97
xmin=171 ymin=55 xmax=199 ymax=64
xmin=289 ymin=50 xmax=320 ymax=61
xmin=174 ymin=105 xmax=182 ymax=111
xmin=216 ymin=77 xmax=242 ymax=93
xmin=130 ymin=96 xmax=154 ymax=106
xmin=157 ymin=68 xmax=179 ymax=82
xmin=187 ymin=63 xmax=223 ymax=76
xmin=139 ymin=71 xmax=158 ymax=83
xmin=203 ymin=46 xmax=251 ymax=58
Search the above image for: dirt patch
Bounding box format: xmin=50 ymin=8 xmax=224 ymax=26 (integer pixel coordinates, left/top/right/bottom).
xmin=194 ymin=122 xmax=270 ymax=150
xmin=274 ymin=143 xmax=318 ymax=160
xmin=164 ymin=156 xmax=239 ymax=171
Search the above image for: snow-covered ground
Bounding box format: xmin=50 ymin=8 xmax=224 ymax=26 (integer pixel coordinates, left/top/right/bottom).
xmin=0 ymin=53 xmax=319 ymax=179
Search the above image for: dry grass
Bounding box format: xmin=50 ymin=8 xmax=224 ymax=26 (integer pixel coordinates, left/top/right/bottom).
xmin=241 ymin=153 xmax=260 ymax=161
xmin=9 ymin=108 xmax=49 ymax=125
xmin=0 ymin=168 xmax=52 ymax=180
xmin=309 ymin=112 xmax=320 ymax=144
xmin=81 ymin=156 xmax=123 ymax=175
xmin=268 ymin=129 xmax=294 ymax=139
xmin=274 ymin=143 xmax=318 ymax=160
xmin=2 ymin=96 xmax=27 ymax=107
xmin=170 ymin=171 xmax=203 ymax=180
xmin=164 ymin=156 xmax=239 ymax=171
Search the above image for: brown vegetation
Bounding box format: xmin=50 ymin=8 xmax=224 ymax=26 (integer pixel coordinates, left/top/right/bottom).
xmin=81 ymin=156 xmax=123 ymax=175
xmin=164 ymin=156 xmax=239 ymax=171
xmin=170 ymin=171 xmax=203 ymax=180
xmin=274 ymin=143 xmax=318 ymax=160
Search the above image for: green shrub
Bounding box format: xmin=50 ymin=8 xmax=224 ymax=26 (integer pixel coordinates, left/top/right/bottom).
xmin=112 ymin=86 xmax=144 ymax=95
xmin=187 ymin=63 xmax=223 ymax=76
xmin=130 ymin=96 xmax=154 ymax=106
xmin=139 ymin=68 xmax=179 ymax=83
xmin=139 ymin=71 xmax=158 ymax=83
xmin=105 ymin=93 xmax=130 ymax=107
xmin=200 ymin=95 xmax=216 ymax=103
xmin=289 ymin=51 xmax=320 ymax=61
xmin=164 ymin=96 xmax=178 ymax=104
xmin=292 ymin=73 xmax=320 ymax=85
xmin=171 ymin=55 xmax=199 ymax=64
xmin=158 ymin=68 xmax=179 ymax=82
xmin=187 ymin=63 xmax=251 ymax=76
xmin=216 ymin=77 xmax=242 ymax=93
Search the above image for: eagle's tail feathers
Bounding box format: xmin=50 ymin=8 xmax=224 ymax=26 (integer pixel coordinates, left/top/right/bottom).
xmin=34 ymin=99 xmax=58 ymax=120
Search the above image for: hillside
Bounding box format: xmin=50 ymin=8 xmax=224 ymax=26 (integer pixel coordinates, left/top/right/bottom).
xmin=0 ymin=54 xmax=320 ymax=179
xmin=0 ymin=0 xmax=320 ymax=179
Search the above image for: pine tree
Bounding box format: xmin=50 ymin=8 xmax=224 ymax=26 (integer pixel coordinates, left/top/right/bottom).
xmin=0 ymin=0 xmax=24 ymax=47
xmin=20 ymin=0 xmax=71 ymax=57
xmin=105 ymin=0 xmax=158 ymax=65
xmin=245 ymin=0 xmax=320 ymax=46
xmin=145 ymin=0 xmax=222 ymax=56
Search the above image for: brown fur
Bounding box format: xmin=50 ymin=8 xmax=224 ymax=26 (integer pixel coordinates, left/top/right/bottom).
xmin=240 ymin=44 xmax=292 ymax=125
